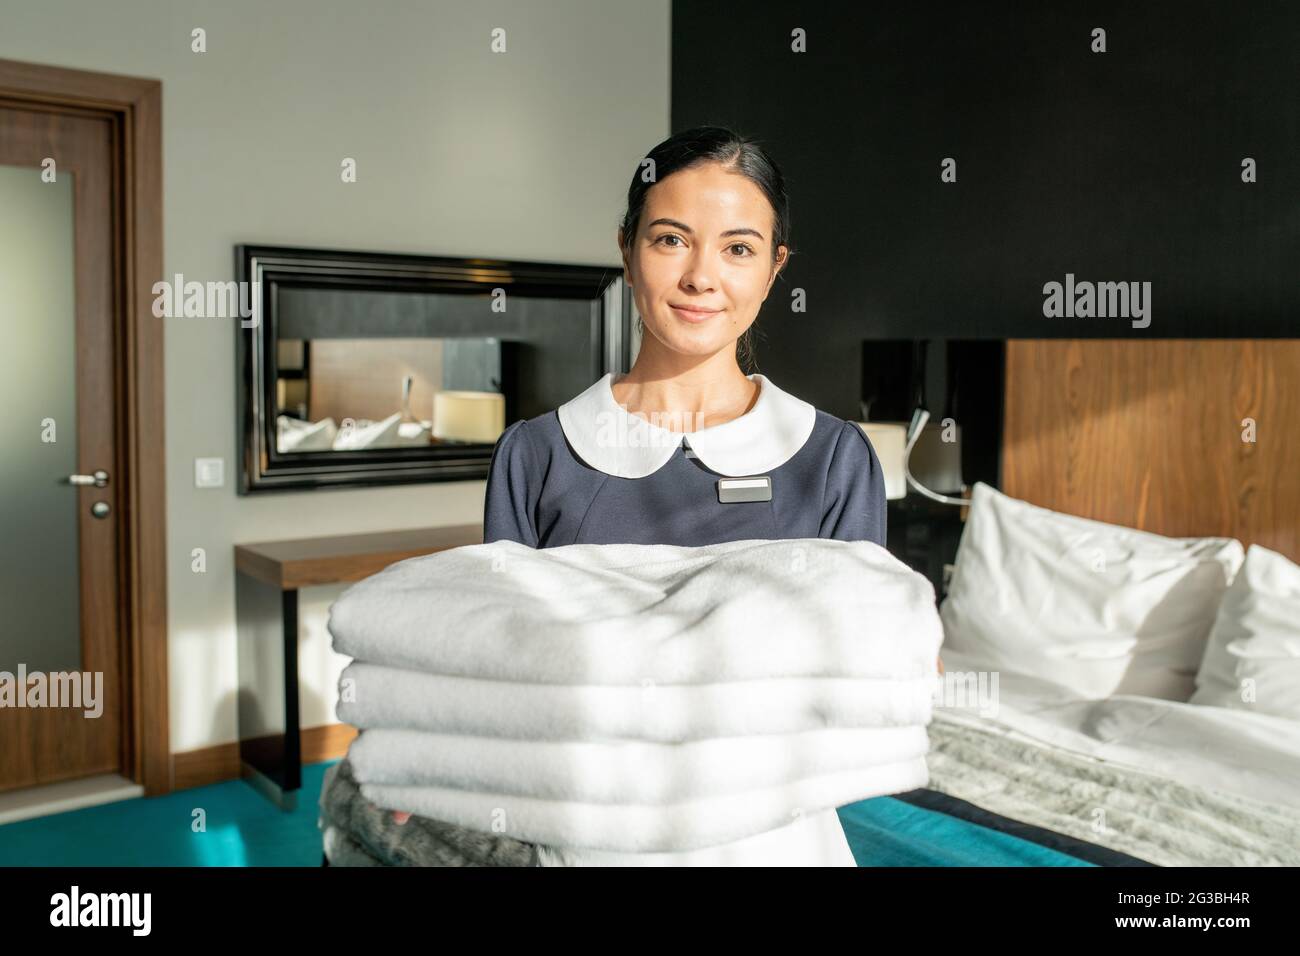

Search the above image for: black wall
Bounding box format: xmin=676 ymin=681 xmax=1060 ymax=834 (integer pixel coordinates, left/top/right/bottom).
xmin=670 ymin=1 xmax=1299 ymax=420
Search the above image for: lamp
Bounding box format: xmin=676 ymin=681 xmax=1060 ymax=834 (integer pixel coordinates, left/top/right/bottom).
xmin=860 ymin=338 xmax=970 ymax=507
xmin=855 ymin=422 xmax=907 ymax=500
xmin=903 ymin=409 xmax=967 ymax=506
xmin=433 ymin=390 xmax=506 ymax=443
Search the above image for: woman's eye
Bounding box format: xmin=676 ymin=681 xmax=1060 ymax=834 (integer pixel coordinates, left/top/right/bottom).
xmin=655 ymin=235 xmax=752 ymax=257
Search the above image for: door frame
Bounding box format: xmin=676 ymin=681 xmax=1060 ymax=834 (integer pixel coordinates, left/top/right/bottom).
xmin=0 ymin=59 xmax=168 ymax=796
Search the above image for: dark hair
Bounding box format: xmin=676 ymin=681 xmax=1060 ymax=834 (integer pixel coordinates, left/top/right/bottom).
xmin=619 ymin=126 xmax=793 ymax=374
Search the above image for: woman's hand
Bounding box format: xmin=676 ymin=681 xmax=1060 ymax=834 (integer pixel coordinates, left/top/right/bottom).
xmin=374 ymin=801 xmax=412 ymax=825
xmin=937 ymin=654 xmax=944 ymax=674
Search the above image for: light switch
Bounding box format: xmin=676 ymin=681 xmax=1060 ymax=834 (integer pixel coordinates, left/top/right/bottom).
xmin=195 ymin=457 xmax=224 ymax=488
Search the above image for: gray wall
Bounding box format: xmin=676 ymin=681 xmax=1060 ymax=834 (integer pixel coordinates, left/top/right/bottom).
xmin=0 ymin=0 xmax=669 ymax=753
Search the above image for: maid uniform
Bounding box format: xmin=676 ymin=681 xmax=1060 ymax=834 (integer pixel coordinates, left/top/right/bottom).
xmin=481 ymin=371 xmax=888 ymax=866
xmin=484 ymin=371 xmax=887 ymax=549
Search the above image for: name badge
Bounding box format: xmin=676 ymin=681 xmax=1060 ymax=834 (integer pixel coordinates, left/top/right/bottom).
xmin=717 ymin=476 xmax=773 ymax=503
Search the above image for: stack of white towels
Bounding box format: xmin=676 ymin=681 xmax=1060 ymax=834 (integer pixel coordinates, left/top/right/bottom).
xmin=328 ymin=537 xmax=943 ymax=866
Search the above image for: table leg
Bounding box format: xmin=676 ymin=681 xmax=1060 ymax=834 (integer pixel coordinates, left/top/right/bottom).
xmin=235 ymin=571 xmax=302 ymax=810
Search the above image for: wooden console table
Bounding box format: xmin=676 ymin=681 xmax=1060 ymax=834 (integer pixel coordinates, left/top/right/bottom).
xmin=234 ymin=524 xmax=482 ymax=809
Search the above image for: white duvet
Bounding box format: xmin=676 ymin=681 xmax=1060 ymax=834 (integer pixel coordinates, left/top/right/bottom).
xmin=935 ymin=647 xmax=1300 ymax=810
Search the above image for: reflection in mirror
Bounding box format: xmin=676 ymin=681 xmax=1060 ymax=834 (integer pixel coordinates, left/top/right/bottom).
xmin=274 ymin=336 xmax=506 ymax=453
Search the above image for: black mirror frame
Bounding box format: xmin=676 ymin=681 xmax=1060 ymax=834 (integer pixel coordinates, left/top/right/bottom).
xmin=235 ymin=244 xmax=634 ymax=494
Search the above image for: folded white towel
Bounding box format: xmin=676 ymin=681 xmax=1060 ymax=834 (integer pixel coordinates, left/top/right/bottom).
xmin=359 ymin=758 xmax=929 ymax=853
xmin=534 ymin=807 xmax=858 ymax=866
xmin=347 ymin=724 xmax=931 ymax=803
xmin=328 ymin=538 xmax=942 ymax=684
xmin=337 ymin=662 xmax=936 ymax=742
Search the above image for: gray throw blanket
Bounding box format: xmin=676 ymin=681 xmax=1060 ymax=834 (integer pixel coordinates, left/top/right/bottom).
xmin=925 ymin=714 xmax=1300 ymax=866
xmin=318 ymin=759 xmax=538 ymax=866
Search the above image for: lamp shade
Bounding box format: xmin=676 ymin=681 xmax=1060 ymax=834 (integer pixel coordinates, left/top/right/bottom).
xmin=854 ymin=422 xmax=908 ymax=500
xmin=908 ymin=420 xmax=963 ymax=493
xmin=432 ymin=390 xmax=505 ymax=443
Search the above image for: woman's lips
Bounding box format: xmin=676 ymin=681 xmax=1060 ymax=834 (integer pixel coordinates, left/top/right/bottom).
xmin=670 ymin=305 xmax=722 ymax=323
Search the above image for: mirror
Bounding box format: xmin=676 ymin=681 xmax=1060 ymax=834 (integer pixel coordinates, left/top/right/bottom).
xmin=237 ymin=245 xmax=634 ymax=492
xmin=273 ymin=337 xmax=507 ymax=453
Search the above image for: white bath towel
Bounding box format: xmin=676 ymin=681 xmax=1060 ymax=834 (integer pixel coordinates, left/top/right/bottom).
xmin=359 ymin=758 xmax=930 ymax=853
xmin=534 ymin=807 xmax=858 ymax=866
xmin=347 ymin=724 xmax=931 ymax=803
xmin=336 ymin=661 xmax=936 ymax=742
xmin=328 ymin=538 xmax=942 ymax=685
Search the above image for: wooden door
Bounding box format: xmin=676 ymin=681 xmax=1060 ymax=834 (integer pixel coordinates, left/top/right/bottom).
xmin=0 ymin=103 xmax=124 ymax=790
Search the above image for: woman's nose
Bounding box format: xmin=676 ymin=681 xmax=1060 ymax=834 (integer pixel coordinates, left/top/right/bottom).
xmin=679 ymin=255 xmax=717 ymax=294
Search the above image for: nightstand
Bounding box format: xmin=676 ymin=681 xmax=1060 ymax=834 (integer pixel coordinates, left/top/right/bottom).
xmin=233 ymin=524 xmax=482 ymax=809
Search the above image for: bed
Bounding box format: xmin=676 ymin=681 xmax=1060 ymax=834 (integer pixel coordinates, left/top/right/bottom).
xmin=867 ymin=650 xmax=1300 ymax=866
xmin=319 ymin=484 xmax=1300 ymax=866
xmin=320 ymin=655 xmax=1300 ymax=867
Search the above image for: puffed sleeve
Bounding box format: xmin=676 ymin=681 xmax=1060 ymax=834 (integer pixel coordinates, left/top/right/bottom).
xmin=818 ymin=420 xmax=888 ymax=545
xmin=483 ymin=420 xmax=541 ymax=548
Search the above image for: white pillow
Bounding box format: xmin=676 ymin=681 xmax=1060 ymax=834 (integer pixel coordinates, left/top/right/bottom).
xmin=277 ymin=415 xmax=337 ymax=452
xmin=395 ymin=421 xmax=432 ymax=446
xmin=1190 ymin=544 xmax=1300 ymax=720
xmin=939 ymin=482 xmax=1243 ymax=700
xmin=333 ymin=413 xmax=402 ymax=450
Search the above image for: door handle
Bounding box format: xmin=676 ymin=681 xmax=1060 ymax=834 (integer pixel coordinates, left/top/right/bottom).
xmin=65 ymin=470 xmax=110 ymax=488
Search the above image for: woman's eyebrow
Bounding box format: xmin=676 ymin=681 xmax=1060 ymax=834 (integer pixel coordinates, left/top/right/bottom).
xmin=647 ymin=217 xmax=765 ymax=241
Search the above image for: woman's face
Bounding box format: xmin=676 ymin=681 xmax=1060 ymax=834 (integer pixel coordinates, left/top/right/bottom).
xmin=619 ymin=162 xmax=787 ymax=360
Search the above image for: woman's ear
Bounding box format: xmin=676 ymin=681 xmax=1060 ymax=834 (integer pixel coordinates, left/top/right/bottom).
xmin=617 ymin=228 xmax=634 ymax=287
xmin=766 ymin=244 xmax=789 ymax=295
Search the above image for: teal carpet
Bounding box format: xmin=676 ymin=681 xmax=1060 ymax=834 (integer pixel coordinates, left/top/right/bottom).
xmin=0 ymin=761 xmax=340 ymax=867
xmin=0 ymin=762 xmax=1089 ymax=866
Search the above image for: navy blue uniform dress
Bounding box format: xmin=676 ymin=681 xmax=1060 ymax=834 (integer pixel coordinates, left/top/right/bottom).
xmin=479 ymin=371 xmax=884 ymax=865
xmin=484 ymin=372 xmax=886 ymax=549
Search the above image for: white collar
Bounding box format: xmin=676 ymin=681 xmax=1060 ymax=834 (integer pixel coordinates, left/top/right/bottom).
xmin=557 ymin=372 xmax=816 ymax=478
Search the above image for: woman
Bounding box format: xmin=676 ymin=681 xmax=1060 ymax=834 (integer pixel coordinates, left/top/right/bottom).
xmin=390 ymin=126 xmax=894 ymax=864
xmin=485 ymin=125 xmax=887 ymax=548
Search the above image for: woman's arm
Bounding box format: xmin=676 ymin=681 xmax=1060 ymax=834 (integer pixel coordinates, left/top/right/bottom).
xmin=819 ymin=421 xmax=941 ymax=673
xmin=818 ymin=420 xmax=887 ymax=546
xmin=392 ymin=420 xmax=540 ymax=826
xmin=483 ymin=419 xmax=541 ymax=548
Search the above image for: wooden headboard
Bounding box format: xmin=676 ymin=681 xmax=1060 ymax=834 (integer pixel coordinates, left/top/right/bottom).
xmin=1001 ymin=340 xmax=1300 ymax=564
